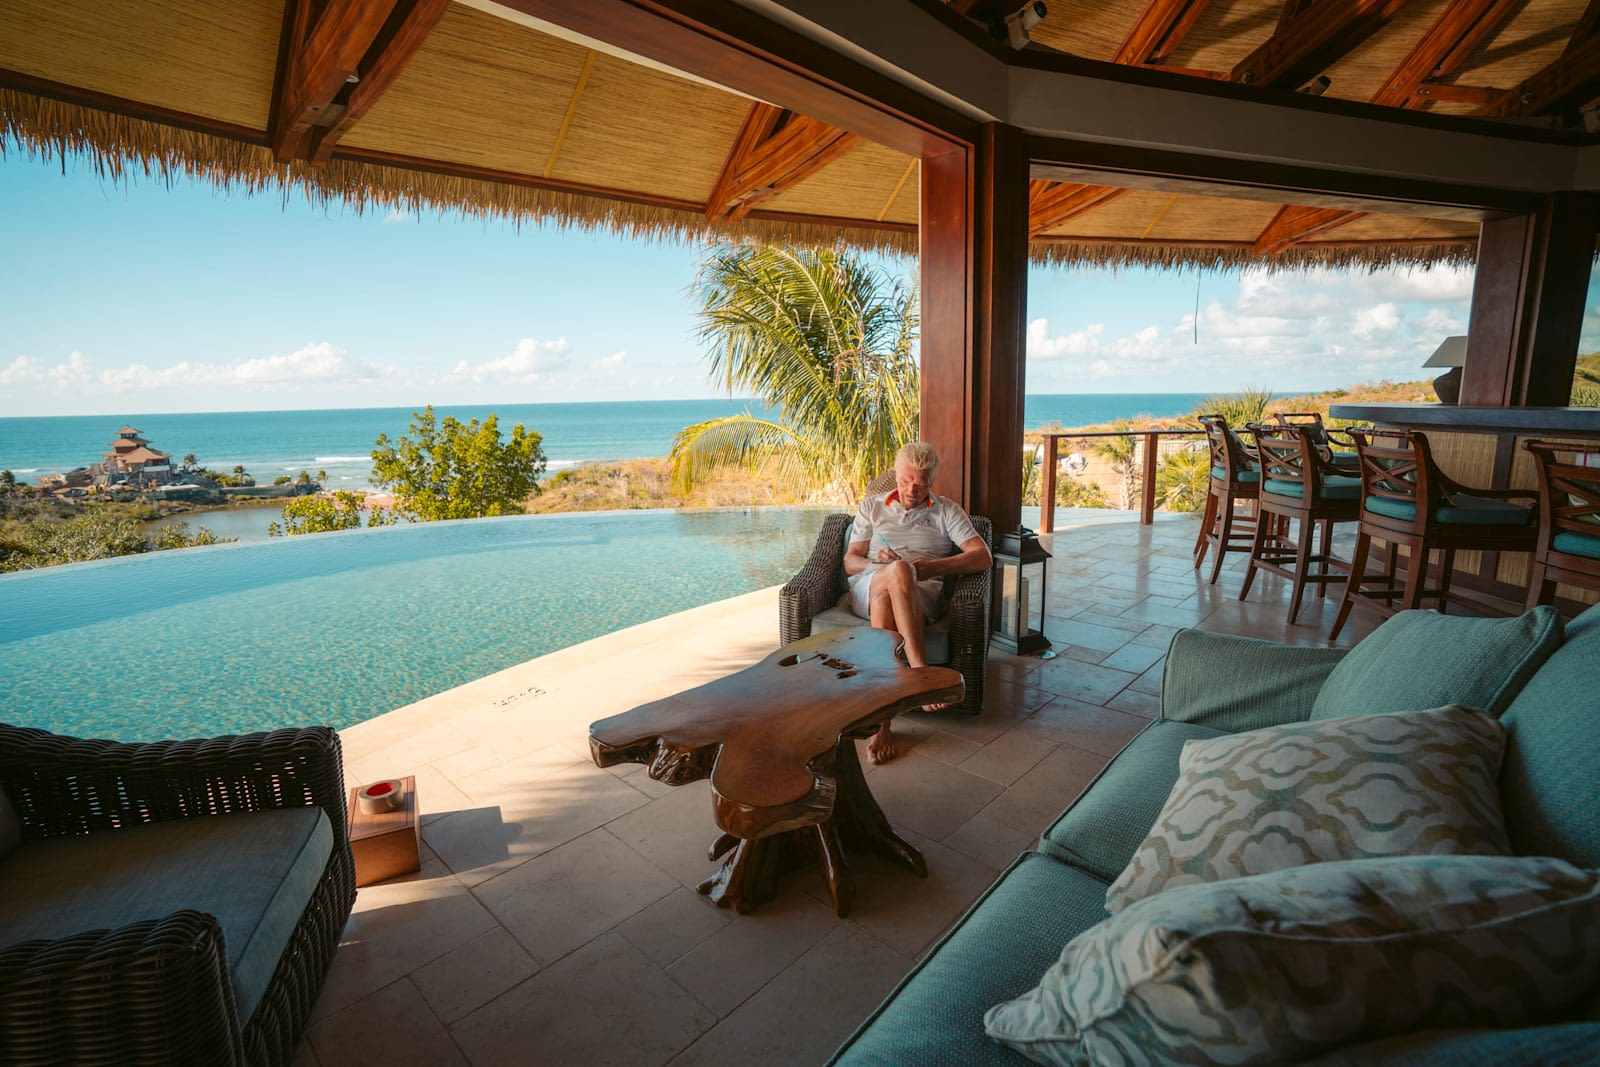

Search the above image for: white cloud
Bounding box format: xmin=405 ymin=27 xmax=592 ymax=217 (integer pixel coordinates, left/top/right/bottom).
xmin=382 ymin=208 xmax=413 ymax=224
xmin=0 ymin=351 xmax=91 ymax=390
xmin=1025 ymin=262 xmax=1475 ymax=392
xmin=595 ymin=350 xmax=627 ymax=370
xmin=441 ymin=337 xmax=571 ymax=385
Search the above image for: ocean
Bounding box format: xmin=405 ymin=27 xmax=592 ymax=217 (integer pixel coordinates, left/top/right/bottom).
xmin=0 ymin=393 xmax=1211 ymax=487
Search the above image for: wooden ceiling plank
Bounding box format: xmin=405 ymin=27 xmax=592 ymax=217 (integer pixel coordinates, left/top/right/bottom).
xmin=309 ymin=0 xmax=451 ymax=165
xmin=1232 ymin=0 xmax=1412 ymax=90
xmin=1027 ymin=180 xmax=1128 ymax=237
xmin=1277 ymin=0 xmax=1318 ymax=35
xmin=1371 ymin=0 xmax=1519 ymax=109
xmin=1251 ymin=204 xmax=1371 ymax=254
xmin=1412 ymin=81 xmax=1503 ymax=105
xmin=705 ymin=108 xmax=860 ymax=222
xmin=1114 ymin=0 xmax=1216 ymax=66
xmin=1479 ymin=29 xmax=1600 ymax=116
xmin=273 ymin=0 xmax=402 ymax=162
xmin=544 ymin=50 xmax=598 ymax=178
xmin=1565 ymin=0 xmax=1600 ymax=57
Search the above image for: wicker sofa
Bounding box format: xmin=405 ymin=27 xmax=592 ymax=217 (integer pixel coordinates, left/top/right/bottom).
xmin=0 ymin=725 xmax=356 ymax=1065
xmin=829 ymin=603 xmax=1600 ymax=1065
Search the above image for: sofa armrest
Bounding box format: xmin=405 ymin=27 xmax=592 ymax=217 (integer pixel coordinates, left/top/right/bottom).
xmin=0 ymin=909 xmax=244 ymax=1065
xmin=779 ymin=513 xmax=852 ymax=645
xmin=0 ymin=724 xmax=350 ymax=846
xmin=1160 ymin=631 xmax=1348 ymax=732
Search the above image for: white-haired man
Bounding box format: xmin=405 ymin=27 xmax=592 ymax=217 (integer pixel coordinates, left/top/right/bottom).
xmin=843 ymin=441 xmax=992 ymax=764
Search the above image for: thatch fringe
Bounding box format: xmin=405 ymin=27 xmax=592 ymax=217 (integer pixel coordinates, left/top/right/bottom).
xmin=1 ymin=87 xmax=1479 ymax=272
xmin=0 ymin=88 xmax=917 ymax=256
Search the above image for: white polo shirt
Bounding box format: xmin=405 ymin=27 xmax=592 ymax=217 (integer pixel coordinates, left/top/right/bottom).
xmin=845 ymin=490 xmax=980 ymax=619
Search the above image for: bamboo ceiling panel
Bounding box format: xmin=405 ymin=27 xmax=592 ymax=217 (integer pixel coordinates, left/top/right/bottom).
xmin=1162 ymin=2 xmax=1282 ymax=76
xmin=1030 ymin=0 xmax=1146 ymax=62
xmin=1455 ymin=0 xmax=1581 ymax=97
xmin=549 ymin=54 xmax=749 ymax=202
xmin=342 ymin=5 xmax=590 ymax=177
xmin=1312 ymin=214 xmax=1476 ymax=243
xmin=879 ymin=159 xmax=922 ymax=225
xmin=0 ymin=0 xmax=279 ymax=130
xmin=759 ymin=141 xmax=921 ymax=223
xmin=1320 ymin=1 xmax=1453 ymax=104
xmin=1043 ymin=189 xmax=1277 ymax=241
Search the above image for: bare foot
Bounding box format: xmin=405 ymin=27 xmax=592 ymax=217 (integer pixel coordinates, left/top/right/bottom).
xmin=921 ymin=702 xmax=950 ymax=713
xmin=867 ymin=723 xmax=897 ymax=764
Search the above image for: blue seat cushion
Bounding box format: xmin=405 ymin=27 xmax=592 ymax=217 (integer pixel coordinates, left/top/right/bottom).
xmin=1552 ymin=529 xmax=1600 ymax=560
xmin=827 ymin=852 xmax=1109 ymax=1067
xmin=1366 ymin=494 xmax=1534 ymax=526
xmin=1500 ymin=603 xmax=1600 ymax=868
xmin=0 ymin=807 xmax=332 ymax=1025
xmin=1264 ymin=474 xmax=1362 ymax=500
xmin=1039 ymin=719 xmax=1223 ymax=881
xmin=1302 ymin=1023 xmax=1600 ymax=1066
xmin=1210 ymin=467 xmax=1259 ymax=484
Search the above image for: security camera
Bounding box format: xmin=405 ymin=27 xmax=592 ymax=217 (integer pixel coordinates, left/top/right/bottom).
xmin=1003 ymin=2 xmax=1047 ymax=50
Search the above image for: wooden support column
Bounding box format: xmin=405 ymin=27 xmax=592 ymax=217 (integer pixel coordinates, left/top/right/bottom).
xmin=1464 ymin=194 xmax=1598 ymax=406
xmin=919 ymin=124 xmax=1030 ymax=535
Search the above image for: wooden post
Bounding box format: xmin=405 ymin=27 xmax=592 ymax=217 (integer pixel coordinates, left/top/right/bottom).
xmin=1140 ymin=430 xmax=1159 ymax=525
xmin=1039 ymin=434 xmax=1059 ymax=533
xmin=919 ymin=123 xmax=1030 ymax=535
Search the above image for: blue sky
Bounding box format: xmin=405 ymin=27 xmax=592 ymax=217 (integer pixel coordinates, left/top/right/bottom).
xmin=3 ymin=148 xmax=1597 ymax=417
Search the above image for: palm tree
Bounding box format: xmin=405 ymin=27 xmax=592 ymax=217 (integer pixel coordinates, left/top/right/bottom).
xmin=1155 ymin=445 xmax=1209 ymax=512
xmin=670 ymin=243 xmax=918 ymax=504
xmin=1090 ymin=420 xmax=1141 ymax=509
xmin=1189 ymin=387 xmax=1274 ymax=428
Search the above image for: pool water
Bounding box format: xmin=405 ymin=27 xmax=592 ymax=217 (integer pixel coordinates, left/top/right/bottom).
xmin=0 ymin=507 xmax=829 ymax=742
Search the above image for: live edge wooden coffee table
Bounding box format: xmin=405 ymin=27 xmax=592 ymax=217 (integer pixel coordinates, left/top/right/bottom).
xmin=588 ymin=628 xmax=963 ymax=917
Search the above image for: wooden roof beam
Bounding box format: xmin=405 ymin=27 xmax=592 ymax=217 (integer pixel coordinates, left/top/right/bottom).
xmin=1478 ymin=27 xmax=1600 ymax=117
xmin=1232 ymin=0 xmax=1413 ymax=90
xmin=1371 ymin=0 xmax=1519 ymax=109
xmin=1251 ymin=204 xmax=1371 ymax=255
xmin=272 ymin=0 xmax=448 ymax=165
xmin=1565 ymin=0 xmax=1600 ymax=58
xmin=704 ymin=103 xmax=859 ymax=222
xmin=1115 ymin=0 xmax=1215 ymax=66
xmin=1028 ymin=180 xmax=1128 ymax=237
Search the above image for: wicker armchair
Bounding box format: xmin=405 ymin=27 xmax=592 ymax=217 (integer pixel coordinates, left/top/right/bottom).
xmin=779 ymin=475 xmax=993 ymax=714
xmin=0 ymin=724 xmax=356 ymax=1066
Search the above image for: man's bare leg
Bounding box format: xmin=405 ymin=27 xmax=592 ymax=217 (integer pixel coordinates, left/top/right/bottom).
xmin=865 ymin=563 xmax=943 ymax=764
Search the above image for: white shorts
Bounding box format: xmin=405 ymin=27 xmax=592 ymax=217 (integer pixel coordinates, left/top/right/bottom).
xmin=848 ymin=564 xmax=945 ymax=621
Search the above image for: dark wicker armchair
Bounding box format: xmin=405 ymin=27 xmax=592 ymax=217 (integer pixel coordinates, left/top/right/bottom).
xmin=0 ymin=724 xmax=356 ymax=1066
xmin=779 ymin=478 xmax=993 ymax=714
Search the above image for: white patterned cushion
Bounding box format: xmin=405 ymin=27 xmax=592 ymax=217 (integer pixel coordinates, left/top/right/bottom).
xmin=1106 ymin=705 xmax=1509 ymax=913
xmin=985 ymin=855 xmax=1600 ymax=1067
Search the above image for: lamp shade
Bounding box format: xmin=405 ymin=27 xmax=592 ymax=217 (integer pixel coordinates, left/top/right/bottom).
xmin=1423 ymin=335 xmax=1467 ymax=368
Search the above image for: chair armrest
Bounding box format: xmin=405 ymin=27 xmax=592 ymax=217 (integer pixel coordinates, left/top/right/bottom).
xmin=0 ymin=725 xmax=350 ymax=846
xmin=1160 ymin=630 xmax=1348 ymax=732
xmin=0 ymin=910 xmax=244 ymax=1065
xmin=779 ymin=513 xmax=852 ymax=645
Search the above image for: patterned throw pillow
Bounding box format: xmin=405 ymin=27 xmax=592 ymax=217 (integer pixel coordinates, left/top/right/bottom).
xmin=985 ymin=855 xmax=1600 ymax=1067
xmin=1106 ymin=705 xmax=1509 ymax=913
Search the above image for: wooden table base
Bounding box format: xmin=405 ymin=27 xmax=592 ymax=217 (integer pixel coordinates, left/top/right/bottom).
xmin=696 ymin=732 xmax=924 ymax=917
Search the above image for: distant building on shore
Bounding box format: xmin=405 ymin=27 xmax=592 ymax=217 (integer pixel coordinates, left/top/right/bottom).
xmin=99 ymin=426 xmax=174 ymax=487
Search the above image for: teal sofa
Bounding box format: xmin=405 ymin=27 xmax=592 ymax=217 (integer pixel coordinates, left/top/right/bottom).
xmin=828 ymin=604 xmax=1600 ymax=1065
xmin=0 ymin=725 xmax=356 ymax=1065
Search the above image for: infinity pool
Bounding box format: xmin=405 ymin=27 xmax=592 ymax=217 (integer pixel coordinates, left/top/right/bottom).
xmin=0 ymin=508 xmax=827 ymax=742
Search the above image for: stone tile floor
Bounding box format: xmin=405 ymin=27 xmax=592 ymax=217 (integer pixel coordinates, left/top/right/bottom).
xmin=300 ymin=513 xmax=1385 ymax=1066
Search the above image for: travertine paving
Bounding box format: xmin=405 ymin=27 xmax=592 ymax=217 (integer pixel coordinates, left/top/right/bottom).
xmin=299 ymin=513 xmax=1380 ymax=1066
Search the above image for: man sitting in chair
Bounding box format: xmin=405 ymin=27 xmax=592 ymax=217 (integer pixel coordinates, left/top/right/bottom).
xmin=844 ymin=441 xmax=992 ymax=764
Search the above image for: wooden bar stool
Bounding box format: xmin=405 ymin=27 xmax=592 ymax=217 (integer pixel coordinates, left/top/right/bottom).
xmin=1524 ymin=439 xmax=1600 ymax=611
xmin=1194 ymin=415 xmax=1262 ymax=585
xmin=1330 ymin=428 xmax=1539 ymax=639
xmin=1239 ymin=423 xmax=1362 ymax=624
xmin=1271 ymin=411 xmax=1359 ymax=473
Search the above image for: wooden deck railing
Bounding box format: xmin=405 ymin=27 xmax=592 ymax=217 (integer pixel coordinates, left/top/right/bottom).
xmin=1036 ymin=429 xmax=1207 ymax=532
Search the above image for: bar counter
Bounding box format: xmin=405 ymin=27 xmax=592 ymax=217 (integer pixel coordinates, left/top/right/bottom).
xmin=1327 ymin=402 xmax=1600 ymax=607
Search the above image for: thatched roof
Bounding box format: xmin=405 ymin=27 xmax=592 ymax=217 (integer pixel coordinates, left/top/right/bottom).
xmin=1 ymin=0 xmax=1588 ymax=270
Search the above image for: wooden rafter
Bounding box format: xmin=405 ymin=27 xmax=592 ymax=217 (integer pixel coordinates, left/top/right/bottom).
xmin=1371 ymin=0 xmax=1519 ymax=108
xmin=1251 ymin=205 xmax=1370 ymax=255
xmin=1114 ymin=0 xmax=1215 ymax=66
xmin=1232 ymin=0 xmax=1411 ymax=90
xmin=1478 ymin=28 xmax=1600 ymax=117
xmin=704 ymin=102 xmax=859 ymax=222
xmin=1565 ymin=0 xmax=1600 ymax=58
xmin=1027 ymin=180 xmax=1127 ymax=238
xmin=271 ymin=0 xmax=448 ymax=165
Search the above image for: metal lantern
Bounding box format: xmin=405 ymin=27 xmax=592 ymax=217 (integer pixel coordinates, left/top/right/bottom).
xmin=992 ymin=526 xmax=1052 ymax=655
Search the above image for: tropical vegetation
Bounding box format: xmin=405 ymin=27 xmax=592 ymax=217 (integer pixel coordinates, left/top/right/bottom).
xmin=670 ymin=243 xmax=918 ymax=504
xmin=0 ymin=507 xmax=231 ymax=572
xmin=370 ymin=405 xmax=547 ymax=521
xmin=270 ymin=490 xmax=397 ymax=537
